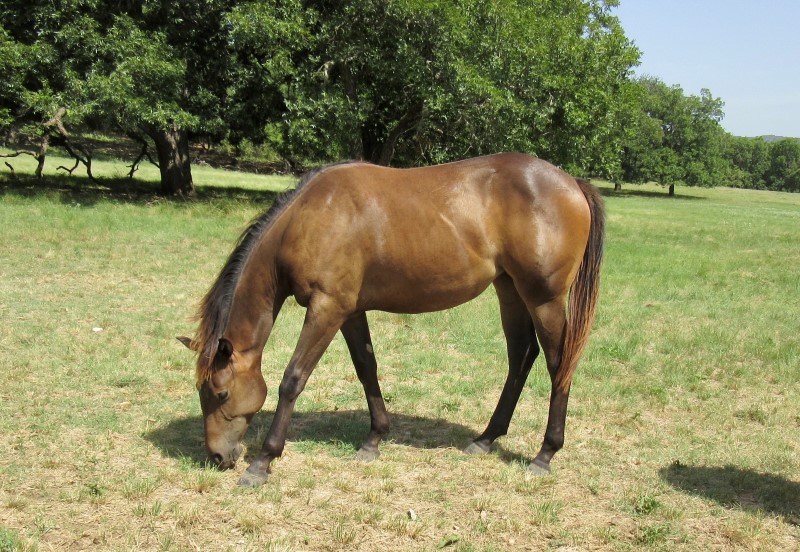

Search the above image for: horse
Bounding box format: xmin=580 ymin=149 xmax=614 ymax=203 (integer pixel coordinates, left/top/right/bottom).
xmin=179 ymin=153 xmax=604 ymax=487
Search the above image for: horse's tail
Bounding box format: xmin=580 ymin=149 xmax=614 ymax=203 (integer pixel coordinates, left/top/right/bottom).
xmin=554 ymin=179 xmax=605 ymax=392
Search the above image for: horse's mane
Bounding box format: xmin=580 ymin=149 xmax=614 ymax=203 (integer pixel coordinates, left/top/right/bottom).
xmin=192 ymin=161 xmax=361 ymax=386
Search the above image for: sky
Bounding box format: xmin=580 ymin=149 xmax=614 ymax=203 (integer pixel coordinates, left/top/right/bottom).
xmin=611 ymin=1 xmax=800 ymax=138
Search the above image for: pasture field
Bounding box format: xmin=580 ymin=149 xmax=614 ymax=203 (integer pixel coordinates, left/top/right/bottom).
xmin=1 ymin=153 xmax=798 ymax=551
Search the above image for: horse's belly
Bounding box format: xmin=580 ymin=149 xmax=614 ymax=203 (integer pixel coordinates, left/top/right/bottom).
xmin=358 ymin=259 xmax=498 ymax=314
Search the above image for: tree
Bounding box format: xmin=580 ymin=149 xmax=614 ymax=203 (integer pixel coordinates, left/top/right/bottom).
xmin=258 ymin=0 xmax=639 ymax=171
xmin=765 ymin=139 xmax=800 ymax=192
xmin=724 ymin=136 xmax=770 ymax=189
xmin=87 ymin=14 xmax=201 ymax=195
xmin=3 ymin=0 xmax=641 ymax=189
xmin=0 ymin=0 xmax=245 ymax=195
xmin=0 ymin=8 xmax=100 ymax=180
xmin=622 ymin=77 xmax=729 ymax=195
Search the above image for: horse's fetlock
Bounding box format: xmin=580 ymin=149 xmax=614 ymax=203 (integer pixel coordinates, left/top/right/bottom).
xmin=543 ymin=434 xmax=564 ymax=453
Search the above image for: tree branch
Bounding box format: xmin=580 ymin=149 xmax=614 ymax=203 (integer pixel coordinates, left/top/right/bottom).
xmin=125 ymin=131 xmax=159 ymax=178
xmin=4 ymin=161 xmax=18 ymax=179
xmin=0 ymin=147 xmax=46 ymax=178
xmin=57 ymin=158 xmax=80 ymax=175
xmin=43 ymin=107 xmax=98 ymax=183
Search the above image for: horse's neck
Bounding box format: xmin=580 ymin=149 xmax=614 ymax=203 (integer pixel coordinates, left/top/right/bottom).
xmin=227 ymin=228 xmax=286 ymax=354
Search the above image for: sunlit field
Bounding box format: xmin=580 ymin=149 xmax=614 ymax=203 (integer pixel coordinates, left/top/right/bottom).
xmin=1 ymin=155 xmax=798 ymax=551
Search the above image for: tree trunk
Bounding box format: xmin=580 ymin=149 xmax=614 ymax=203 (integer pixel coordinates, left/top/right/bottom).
xmin=363 ymin=101 xmax=425 ymax=166
xmin=614 ymin=181 xmax=621 ymax=192
xmin=145 ymin=123 xmax=194 ymax=196
xmin=35 ymin=133 xmax=48 ymax=179
xmin=668 ymin=183 xmax=675 ymax=196
xmin=337 ymin=61 xmax=364 ymax=160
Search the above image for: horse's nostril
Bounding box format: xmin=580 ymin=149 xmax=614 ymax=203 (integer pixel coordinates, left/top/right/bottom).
xmin=210 ymin=453 xmax=224 ymax=466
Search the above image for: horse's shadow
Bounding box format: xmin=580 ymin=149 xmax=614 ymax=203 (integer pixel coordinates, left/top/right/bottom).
xmin=145 ymin=409 xmax=526 ymax=467
xmin=660 ymin=462 xmax=800 ymax=526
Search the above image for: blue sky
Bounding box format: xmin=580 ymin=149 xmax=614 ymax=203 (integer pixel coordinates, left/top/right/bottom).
xmin=612 ymin=1 xmax=800 ymax=137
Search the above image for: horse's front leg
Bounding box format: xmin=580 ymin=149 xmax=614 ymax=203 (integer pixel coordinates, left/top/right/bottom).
xmin=239 ymin=296 xmax=347 ymax=487
xmin=340 ymin=312 xmax=389 ymax=462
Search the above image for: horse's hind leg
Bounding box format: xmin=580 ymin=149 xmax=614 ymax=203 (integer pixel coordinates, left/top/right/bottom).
xmin=465 ymin=275 xmax=539 ymax=455
xmin=528 ymin=298 xmax=570 ymax=475
xmin=340 ymin=312 xmax=389 ymax=462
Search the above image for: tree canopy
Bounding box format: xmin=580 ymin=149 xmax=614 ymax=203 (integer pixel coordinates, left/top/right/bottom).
xmin=621 ymin=76 xmax=799 ymax=194
xmin=1 ymin=1 xmax=797 ymax=194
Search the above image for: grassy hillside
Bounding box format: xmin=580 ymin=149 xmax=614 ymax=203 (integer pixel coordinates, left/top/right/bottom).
xmin=1 ymin=156 xmax=798 ymax=551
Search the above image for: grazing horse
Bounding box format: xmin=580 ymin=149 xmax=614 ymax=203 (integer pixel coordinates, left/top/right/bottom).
xmin=180 ymin=153 xmax=604 ymax=487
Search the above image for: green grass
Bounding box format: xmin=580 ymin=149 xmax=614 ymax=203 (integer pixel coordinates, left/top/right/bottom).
xmin=1 ymin=157 xmax=799 ymax=551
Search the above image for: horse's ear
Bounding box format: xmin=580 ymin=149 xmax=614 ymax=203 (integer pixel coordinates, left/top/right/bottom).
xmin=177 ymin=336 xmax=196 ymax=351
xmin=217 ymin=338 xmax=234 ymax=361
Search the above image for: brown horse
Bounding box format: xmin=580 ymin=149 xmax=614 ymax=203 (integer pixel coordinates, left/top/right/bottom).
xmin=180 ymin=153 xmax=604 ymax=487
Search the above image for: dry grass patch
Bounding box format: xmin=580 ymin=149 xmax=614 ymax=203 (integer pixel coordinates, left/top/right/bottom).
xmin=1 ymin=176 xmax=799 ymax=550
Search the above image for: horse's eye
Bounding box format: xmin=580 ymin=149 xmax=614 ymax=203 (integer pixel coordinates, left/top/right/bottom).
xmin=217 ymin=390 xmax=229 ymax=402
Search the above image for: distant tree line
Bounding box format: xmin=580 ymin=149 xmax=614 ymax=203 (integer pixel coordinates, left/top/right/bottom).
xmin=621 ymin=77 xmax=800 ymax=195
xmin=1 ymin=1 xmax=798 ymax=195
xmin=724 ymin=135 xmax=800 ymax=193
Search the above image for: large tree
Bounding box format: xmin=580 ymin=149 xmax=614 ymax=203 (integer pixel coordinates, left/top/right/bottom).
xmin=254 ymin=0 xmax=640 ymax=172
xmin=0 ymin=0 xmax=244 ymax=195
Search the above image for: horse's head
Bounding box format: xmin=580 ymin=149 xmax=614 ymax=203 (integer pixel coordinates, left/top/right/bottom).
xmin=179 ymin=336 xmax=267 ymax=469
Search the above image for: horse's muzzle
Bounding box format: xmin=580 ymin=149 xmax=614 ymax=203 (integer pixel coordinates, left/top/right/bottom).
xmin=210 ymin=442 xmax=243 ymax=470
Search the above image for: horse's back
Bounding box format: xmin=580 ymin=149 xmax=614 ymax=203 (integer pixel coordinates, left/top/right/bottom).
xmin=278 ymin=154 xmax=591 ymax=312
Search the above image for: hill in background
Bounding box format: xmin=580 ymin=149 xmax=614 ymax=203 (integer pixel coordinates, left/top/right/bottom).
xmin=758 ymin=135 xmax=800 ymax=143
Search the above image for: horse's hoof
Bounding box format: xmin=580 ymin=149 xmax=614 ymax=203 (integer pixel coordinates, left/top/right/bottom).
xmin=527 ymin=459 xmax=551 ymax=477
xmin=463 ymin=441 xmax=490 ymax=455
xmin=238 ymin=469 xmax=269 ymax=487
xmin=355 ymin=447 xmax=380 ymax=462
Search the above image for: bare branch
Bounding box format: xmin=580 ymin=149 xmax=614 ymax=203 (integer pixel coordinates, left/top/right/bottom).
xmin=41 ymin=107 xmax=98 ymax=183
xmin=0 ymin=150 xmax=38 ymax=159
xmin=4 ymin=161 xmax=18 ymax=179
xmin=57 ymin=158 xmax=80 ymax=175
xmin=125 ymin=132 xmax=159 ymax=178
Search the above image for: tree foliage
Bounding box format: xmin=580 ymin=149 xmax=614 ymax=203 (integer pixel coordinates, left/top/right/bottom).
xmin=621 ymin=77 xmax=729 ymax=193
xmin=2 ymin=1 xmax=797 ymax=194
xmin=620 ymin=76 xmax=800 ymax=194
xmin=2 ymin=0 xmax=641 ymax=192
xmin=272 ymin=0 xmax=641 ymax=175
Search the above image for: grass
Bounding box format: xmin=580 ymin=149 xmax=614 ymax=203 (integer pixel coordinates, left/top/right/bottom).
xmin=1 ymin=153 xmax=799 ymax=551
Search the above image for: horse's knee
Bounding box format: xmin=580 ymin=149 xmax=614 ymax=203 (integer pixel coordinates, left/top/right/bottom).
xmin=278 ymin=374 xmax=305 ymax=402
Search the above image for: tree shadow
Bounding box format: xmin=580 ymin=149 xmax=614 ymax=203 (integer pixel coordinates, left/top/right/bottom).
xmin=144 ymin=409 xmax=525 ymax=467
xmin=597 ymin=186 xmax=707 ymax=201
xmin=1 ymin=171 xmax=289 ymax=207
xmin=660 ymin=462 xmax=800 ymax=526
